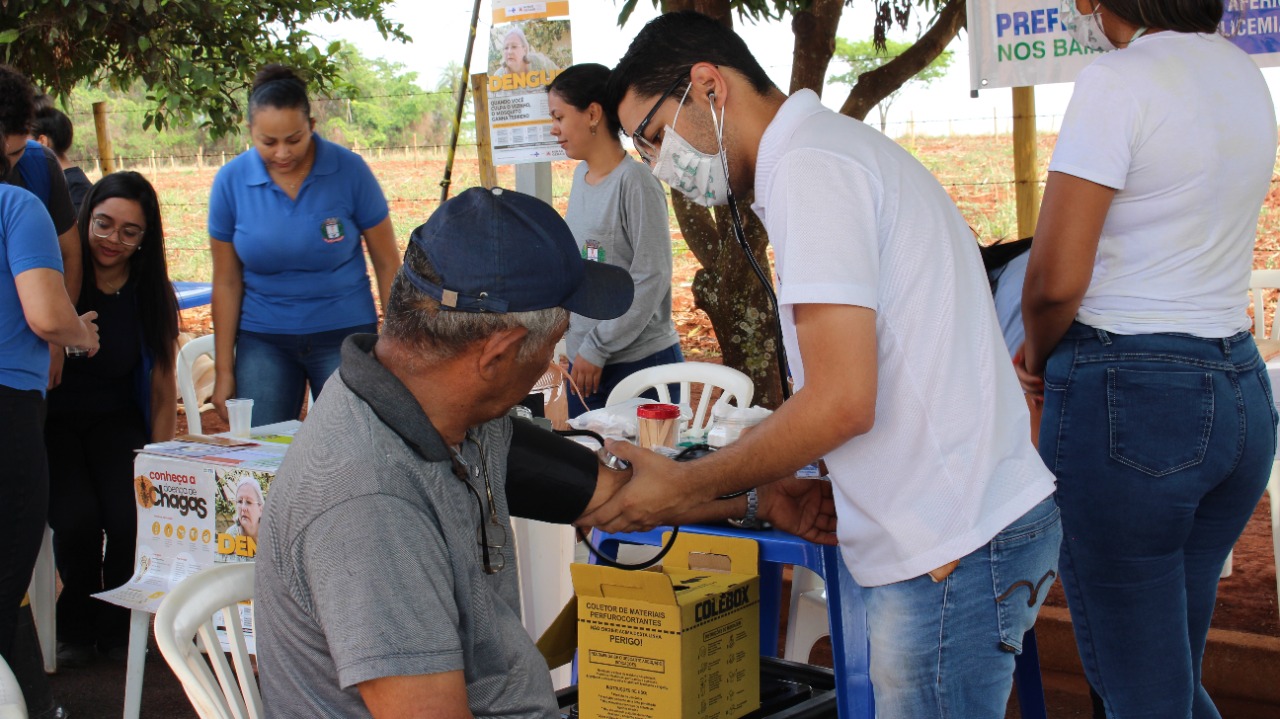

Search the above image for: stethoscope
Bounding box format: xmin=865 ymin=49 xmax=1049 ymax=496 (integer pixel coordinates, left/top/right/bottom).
xmin=569 ymin=95 xmax=794 ymax=570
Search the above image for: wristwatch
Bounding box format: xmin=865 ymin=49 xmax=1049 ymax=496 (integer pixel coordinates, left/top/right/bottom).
xmin=727 ymin=487 xmax=762 ymax=529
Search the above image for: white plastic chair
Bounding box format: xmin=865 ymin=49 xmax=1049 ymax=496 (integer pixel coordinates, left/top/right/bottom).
xmin=178 ymin=335 xmax=216 ymax=435
xmin=783 ymin=566 xmax=829 ymax=664
xmin=154 ymin=563 xmax=261 ymax=719
xmin=1250 ymin=269 xmax=1280 ymax=339
xmin=605 ymin=362 xmax=754 ymax=441
xmin=1249 ymin=270 xmax=1280 ymax=615
xmin=0 ymin=652 xmax=26 ymax=719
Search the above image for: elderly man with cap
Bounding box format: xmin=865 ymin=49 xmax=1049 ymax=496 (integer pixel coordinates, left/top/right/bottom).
xmin=254 ymin=187 xmax=835 ymax=718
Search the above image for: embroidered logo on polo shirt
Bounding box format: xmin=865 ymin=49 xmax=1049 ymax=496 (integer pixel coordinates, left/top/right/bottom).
xmin=321 ymin=217 xmax=346 ymax=243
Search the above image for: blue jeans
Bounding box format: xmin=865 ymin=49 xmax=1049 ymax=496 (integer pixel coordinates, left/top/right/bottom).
xmin=567 ymin=343 xmax=684 ymax=418
xmin=235 ymin=324 xmax=376 ymax=426
xmin=1039 ymin=323 xmax=1277 ymax=719
xmin=861 ymin=496 xmax=1062 ymax=719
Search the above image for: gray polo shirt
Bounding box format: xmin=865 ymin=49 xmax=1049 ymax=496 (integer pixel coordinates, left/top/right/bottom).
xmin=256 ymin=334 xmax=557 ymax=718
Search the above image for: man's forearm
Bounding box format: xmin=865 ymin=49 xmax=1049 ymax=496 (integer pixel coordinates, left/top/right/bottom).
xmin=683 ymin=383 xmax=868 ymax=503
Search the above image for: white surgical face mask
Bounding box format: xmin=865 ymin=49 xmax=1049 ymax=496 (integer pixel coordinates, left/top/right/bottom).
xmin=651 ymin=84 xmax=730 ymax=208
xmin=1060 ymin=0 xmax=1115 ymax=51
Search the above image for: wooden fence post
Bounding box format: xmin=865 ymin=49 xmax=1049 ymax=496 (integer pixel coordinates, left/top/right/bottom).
xmin=1012 ymin=86 xmax=1040 ymax=238
xmin=92 ymin=101 xmax=115 ymax=174
xmin=470 ymin=73 xmax=498 ymax=190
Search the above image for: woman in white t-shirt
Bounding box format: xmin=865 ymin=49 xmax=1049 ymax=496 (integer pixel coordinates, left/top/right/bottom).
xmin=1017 ymin=1 xmax=1277 ymax=715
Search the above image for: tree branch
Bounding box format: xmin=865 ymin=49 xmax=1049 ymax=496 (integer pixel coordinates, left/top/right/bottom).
xmin=788 ymin=0 xmax=843 ymax=95
xmin=839 ymin=0 xmax=965 ymax=120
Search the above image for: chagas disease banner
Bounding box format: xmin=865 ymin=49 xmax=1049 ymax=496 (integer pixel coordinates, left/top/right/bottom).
xmin=969 ymin=0 xmax=1280 ymax=91
xmin=487 ymin=0 xmax=573 ymax=165
xmin=95 ymin=456 xmax=220 ymax=614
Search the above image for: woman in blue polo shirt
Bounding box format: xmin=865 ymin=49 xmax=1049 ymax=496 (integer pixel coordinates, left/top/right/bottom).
xmin=0 ymin=131 xmax=99 ymax=665
xmin=209 ymin=65 xmax=399 ymax=425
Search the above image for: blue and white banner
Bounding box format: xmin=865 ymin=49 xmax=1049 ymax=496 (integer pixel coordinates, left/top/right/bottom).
xmin=969 ymin=0 xmax=1280 ymax=91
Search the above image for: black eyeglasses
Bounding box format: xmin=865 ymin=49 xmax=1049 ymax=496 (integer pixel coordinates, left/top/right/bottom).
xmin=631 ymin=74 xmax=687 ymax=166
xmin=452 ymin=437 xmax=507 ymax=574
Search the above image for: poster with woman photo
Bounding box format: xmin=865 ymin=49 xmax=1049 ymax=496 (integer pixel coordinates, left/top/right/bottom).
xmin=214 ymin=468 xmax=272 ymax=563
xmin=488 ymin=20 xmax=571 ymax=87
xmin=486 ymin=1 xmax=573 ymax=164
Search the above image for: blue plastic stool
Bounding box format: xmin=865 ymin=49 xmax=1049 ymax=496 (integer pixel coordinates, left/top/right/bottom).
xmin=591 ymin=525 xmax=875 ymax=718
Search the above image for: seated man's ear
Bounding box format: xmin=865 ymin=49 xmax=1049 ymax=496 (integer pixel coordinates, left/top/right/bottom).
xmin=476 ymin=326 xmax=530 ymax=379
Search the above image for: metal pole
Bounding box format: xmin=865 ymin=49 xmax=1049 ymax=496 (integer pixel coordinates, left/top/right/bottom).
xmin=440 ymin=0 xmax=484 ymax=203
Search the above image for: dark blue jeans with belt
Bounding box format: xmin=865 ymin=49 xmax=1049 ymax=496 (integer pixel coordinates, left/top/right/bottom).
xmin=1039 ymin=322 xmax=1277 ymax=718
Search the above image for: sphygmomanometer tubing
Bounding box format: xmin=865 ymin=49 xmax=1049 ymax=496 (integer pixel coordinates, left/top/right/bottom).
xmin=505 ymin=417 xmax=599 ymax=524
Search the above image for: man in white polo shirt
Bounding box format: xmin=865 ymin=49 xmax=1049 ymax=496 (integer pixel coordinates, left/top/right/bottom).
xmin=578 ymin=11 xmax=1060 ymax=718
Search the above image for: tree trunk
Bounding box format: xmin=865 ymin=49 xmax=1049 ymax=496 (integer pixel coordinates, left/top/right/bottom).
xmin=660 ymin=0 xmax=784 ymax=407
xmin=788 ymin=0 xmax=844 ymax=96
xmin=671 ymin=192 xmax=784 ymax=408
xmin=839 ymin=0 xmax=967 ymax=120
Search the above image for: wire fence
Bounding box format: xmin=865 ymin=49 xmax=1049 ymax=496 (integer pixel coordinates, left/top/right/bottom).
xmin=65 ymin=130 xmax=1278 ymax=283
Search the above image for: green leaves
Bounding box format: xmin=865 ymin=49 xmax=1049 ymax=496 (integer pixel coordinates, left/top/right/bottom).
xmin=0 ymin=0 xmax=409 ymax=138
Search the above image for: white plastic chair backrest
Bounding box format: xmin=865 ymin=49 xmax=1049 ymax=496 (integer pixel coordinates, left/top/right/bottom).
xmin=604 ymin=361 xmax=754 ymax=437
xmin=0 ymin=653 xmax=26 ymax=719
xmin=1250 ymin=270 xmax=1280 ymax=339
xmin=178 ymin=335 xmax=216 ymax=435
xmin=154 ymin=563 xmax=261 ymax=719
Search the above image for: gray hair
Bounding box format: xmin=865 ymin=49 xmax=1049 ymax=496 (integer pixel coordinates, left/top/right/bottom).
xmin=383 ymin=241 xmax=568 ymax=362
xmin=234 ymin=476 xmax=264 ymax=505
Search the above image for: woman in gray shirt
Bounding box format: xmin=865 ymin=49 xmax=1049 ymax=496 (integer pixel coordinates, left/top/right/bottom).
xmin=547 ymin=64 xmax=682 ymax=416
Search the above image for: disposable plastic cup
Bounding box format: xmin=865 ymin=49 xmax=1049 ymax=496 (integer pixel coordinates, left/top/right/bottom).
xmin=225 ymin=398 xmax=254 ymax=438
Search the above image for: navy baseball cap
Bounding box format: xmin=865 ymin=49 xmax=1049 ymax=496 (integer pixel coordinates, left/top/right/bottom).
xmin=404 ymin=187 xmax=633 ymax=320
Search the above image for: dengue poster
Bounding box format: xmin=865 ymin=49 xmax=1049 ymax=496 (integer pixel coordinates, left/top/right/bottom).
xmin=487 ymin=0 xmax=573 ymax=165
xmin=968 ymin=0 xmax=1280 ymax=91
xmin=213 ymin=467 xmax=271 ymax=564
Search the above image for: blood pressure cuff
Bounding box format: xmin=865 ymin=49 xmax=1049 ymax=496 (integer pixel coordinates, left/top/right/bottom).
xmin=505 ymin=417 xmax=598 ymax=524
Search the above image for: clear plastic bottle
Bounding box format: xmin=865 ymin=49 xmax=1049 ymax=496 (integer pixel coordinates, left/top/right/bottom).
xmin=706 ymin=413 xmax=759 ymax=448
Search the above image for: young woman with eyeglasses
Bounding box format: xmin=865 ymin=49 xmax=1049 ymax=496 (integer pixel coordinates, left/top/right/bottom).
xmin=546 ymin=63 xmax=683 ymax=417
xmin=43 ymin=171 xmax=178 ymax=666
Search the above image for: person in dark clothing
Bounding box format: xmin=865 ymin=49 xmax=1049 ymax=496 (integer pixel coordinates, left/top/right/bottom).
xmin=31 ymin=106 xmax=91 ymax=214
xmin=45 ymin=172 xmax=178 ymax=666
